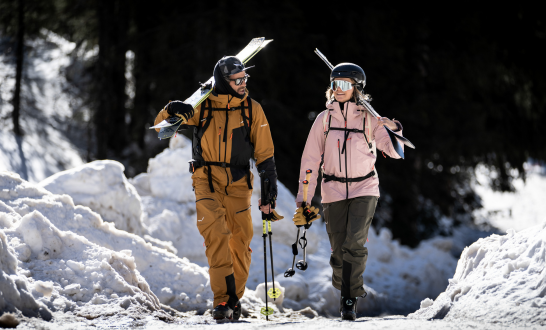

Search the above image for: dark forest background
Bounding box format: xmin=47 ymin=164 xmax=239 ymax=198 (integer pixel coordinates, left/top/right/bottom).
xmin=1 ymin=1 xmax=545 ymax=247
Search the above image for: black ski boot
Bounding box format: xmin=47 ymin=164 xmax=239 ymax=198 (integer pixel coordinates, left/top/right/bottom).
xmin=340 ymin=297 xmax=357 ymax=321
xmin=212 ymin=302 xmax=233 ymax=320
xmin=232 ymin=300 xmax=241 ymax=320
xmin=212 ymin=300 xmax=241 ymax=320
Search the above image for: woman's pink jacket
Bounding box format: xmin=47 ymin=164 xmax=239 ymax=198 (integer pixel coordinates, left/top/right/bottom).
xmin=296 ymin=101 xmax=403 ymax=204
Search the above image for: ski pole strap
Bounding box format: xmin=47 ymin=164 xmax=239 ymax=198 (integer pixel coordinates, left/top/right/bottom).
xmin=323 ymin=170 xmax=375 ymax=183
xmin=299 ymin=235 xmax=307 ymax=249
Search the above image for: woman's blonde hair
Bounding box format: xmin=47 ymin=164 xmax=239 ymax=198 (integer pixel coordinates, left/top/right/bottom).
xmin=325 ymin=79 xmax=371 ymax=103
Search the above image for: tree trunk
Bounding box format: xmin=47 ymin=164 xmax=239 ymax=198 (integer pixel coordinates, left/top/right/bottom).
xmin=131 ymin=1 xmax=154 ymax=149
xmin=12 ymin=0 xmax=24 ymax=136
xmin=95 ymin=0 xmax=129 ymax=159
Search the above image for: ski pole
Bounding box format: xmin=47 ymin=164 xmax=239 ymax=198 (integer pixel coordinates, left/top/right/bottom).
xmin=259 ymin=171 xmax=274 ymax=320
xmin=262 ymin=217 xmax=269 ymax=320
xmin=296 ymin=170 xmax=312 ymax=271
xmin=267 ymin=219 xmax=281 ymax=301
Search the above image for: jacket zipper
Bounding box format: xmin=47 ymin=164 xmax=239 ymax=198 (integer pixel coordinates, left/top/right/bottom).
xmin=224 ymin=108 xmax=230 ymax=195
xmin=337 ymin=139 xmax=341 ymax=172
xmin=343 ymin=107 xmax=349 ymax=199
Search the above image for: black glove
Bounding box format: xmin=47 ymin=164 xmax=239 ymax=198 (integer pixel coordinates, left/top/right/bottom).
xmin=166 ymin=100 xmax=194 ymax=121
xmin=257 ymin=157 xmax=278 ymax=201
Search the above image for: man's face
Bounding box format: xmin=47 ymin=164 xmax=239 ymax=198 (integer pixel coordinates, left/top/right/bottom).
xmin=228 ymin=71 xmax=247 ymax=95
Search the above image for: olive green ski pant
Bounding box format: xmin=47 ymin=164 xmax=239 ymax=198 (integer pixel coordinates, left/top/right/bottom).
xmin=323 ymin=196 xmax=378 ymax=298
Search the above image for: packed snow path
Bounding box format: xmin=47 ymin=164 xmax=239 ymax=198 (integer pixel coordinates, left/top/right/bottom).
xmin=12 ymin=312 xmax=546 ymax=330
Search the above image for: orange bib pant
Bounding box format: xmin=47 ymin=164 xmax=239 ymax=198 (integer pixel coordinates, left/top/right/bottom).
xmin=194 ymin=178 xmax=253 ymax=307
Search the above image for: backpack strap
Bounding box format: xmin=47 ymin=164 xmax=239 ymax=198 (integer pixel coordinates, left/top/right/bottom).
xmin=319 ymin=110 xmax=331 ymax=175
xmin=362 ymin=110 xmax=378 ymax=178
xmin=198 ymin=98 xmax=213 ymax=140
xmin=241 ymin=97 xmax=252 ymax=138
xmin=239 ymin=97 xmax=253 ymax=190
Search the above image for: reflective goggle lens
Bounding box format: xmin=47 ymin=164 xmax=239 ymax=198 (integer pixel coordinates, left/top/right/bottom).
xmin=228 ymin=74 xmax=250 ymax=86
xmin=331 ymin=80 xmax=353 ymax=92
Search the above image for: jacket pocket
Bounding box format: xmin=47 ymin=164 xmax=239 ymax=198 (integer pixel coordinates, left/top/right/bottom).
xmin=351 ymin=133 xmax=375 ymax=177
xmin=230 ymin=126 xmax=254 ymax=182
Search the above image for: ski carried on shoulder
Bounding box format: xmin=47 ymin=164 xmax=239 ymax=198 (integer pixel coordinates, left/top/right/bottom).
xmin=314 ymin=48 xmax=415 ymax=158
xmin=150 ymin=38 xmax=273 ymax=139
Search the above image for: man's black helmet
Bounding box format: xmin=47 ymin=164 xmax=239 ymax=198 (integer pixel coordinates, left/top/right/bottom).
xmin=217 ymin=56 xmax=254 ymax=77
xmin=330 ymin=63 xmax=366 ymax=88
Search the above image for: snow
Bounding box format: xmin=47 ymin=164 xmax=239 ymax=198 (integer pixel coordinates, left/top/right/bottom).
xmin=473 ymin=163 xmax=546 ymax=232
xmin=39 ymin=160 xmax=146 ymax=235
xmin=0 ymin=30 xmax=86 ymax=183
xmin=0 ymin=171 xmax=208 ymax=319
xmin=409 ymin=223 xmax=546 ymax=325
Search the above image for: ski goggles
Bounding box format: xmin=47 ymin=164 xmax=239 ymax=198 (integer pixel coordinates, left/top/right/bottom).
xmin=227 ymin=74 xmax=250 ymax=86
xmin=330 ymin=80 xmax=355 ymax=92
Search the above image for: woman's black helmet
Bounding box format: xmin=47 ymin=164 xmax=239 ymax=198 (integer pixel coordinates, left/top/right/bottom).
xmin=330 ymin=63 xmax=366 ymax=88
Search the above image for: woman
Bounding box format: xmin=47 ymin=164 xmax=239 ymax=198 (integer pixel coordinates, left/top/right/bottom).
xmin=294 ymin=63 xmax=404 ymax=320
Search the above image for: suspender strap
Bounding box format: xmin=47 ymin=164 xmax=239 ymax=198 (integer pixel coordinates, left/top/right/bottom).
xmin=323 ymin=170 xmax=375 ymax=183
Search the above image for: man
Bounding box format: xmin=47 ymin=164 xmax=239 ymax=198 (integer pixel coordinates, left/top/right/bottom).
xmin=154 ymin=56 xmax=281 ymax=320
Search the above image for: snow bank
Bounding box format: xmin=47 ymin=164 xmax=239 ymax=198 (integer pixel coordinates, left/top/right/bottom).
xmin=0 ymin=30 xmax=85 ymax=182
xmin=39 ymin=160 xmax=146 ymax=235
xmin=409 ymin=223 xmax=546 ymax=325
xmin=0 ymin=171 xmax=212 ymax=315
xmin=0 ymin=229 xmax=52 ymax=320
xmin=2 ymin=210 xmax=164 ymax=320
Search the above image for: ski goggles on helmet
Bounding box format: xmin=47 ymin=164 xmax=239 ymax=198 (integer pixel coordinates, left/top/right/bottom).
xmin=331 ymin=80 xmax=355 ymax=92
xmin=227 ymin=74 xmax=250 ymax=86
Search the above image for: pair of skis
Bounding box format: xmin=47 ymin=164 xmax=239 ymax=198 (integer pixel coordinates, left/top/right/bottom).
xmin=315 ymin=49 xmax=416 ymax=159
xmin=149 ymin=37 xmax=273 ymax=140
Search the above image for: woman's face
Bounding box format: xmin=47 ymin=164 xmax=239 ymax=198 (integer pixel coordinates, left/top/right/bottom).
xmin=333 ymin=77 xmax=353 ymax=103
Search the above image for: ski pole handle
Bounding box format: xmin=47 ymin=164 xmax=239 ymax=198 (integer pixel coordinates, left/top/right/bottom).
xmin=305 ymin=169 xmax=312 ymax=182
